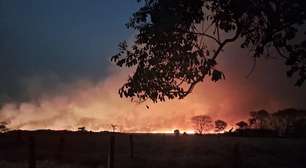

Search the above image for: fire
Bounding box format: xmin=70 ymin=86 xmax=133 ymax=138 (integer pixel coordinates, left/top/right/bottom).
xmin=0 ymin=65 xmax=286 ymax=133
xmin=149 ymin=129 xmax=195 ymax=134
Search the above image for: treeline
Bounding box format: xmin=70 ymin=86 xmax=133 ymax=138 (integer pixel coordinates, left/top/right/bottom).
xmin=191 ymin=108 xmax=306 ymax=137
xmin=234 ymin=108 xmax=306 ymax=137
xmin=1 ymin=108 xmax=306 ymax=138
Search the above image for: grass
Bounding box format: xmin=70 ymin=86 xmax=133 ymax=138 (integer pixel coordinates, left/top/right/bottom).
xmin=0 ymin=130 xmax=305 ymax=168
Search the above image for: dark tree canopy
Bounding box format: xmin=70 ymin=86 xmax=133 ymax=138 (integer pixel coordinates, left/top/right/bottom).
xmin=249 ymin=110 xmax=270 ymax=129
xmin=236 ymin=121 xmax=248 ymax=129
xmin=0 ymin=121 xmax=9 ymax=133
xmin=214 ymin=119 xmax=227 ymax=132
xmin=191 ymin=115 xmax=213 ymax=134
xmin=112 ymin=0 xmax=306 ymax=102
xmin=272 ymin=108 xmax=306 ymax=134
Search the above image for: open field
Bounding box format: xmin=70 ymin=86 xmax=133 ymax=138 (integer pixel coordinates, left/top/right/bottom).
xmin=0 ymin=130 xmax=306 ymax=168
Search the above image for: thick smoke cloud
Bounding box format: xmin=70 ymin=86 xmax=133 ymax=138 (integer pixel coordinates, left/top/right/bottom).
xmin=0 ymin=67 xmax=206 ymax=132
xmin=0 ymin=0 xmax=305 ymax=132
xmin=0 ymin=54 xmax=305 ymax=132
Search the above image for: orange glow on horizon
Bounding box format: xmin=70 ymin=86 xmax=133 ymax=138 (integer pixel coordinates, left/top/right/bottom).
xmin=0 ymin=66 xmax=287 ymax=133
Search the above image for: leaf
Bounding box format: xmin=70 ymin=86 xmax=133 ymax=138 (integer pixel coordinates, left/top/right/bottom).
xmin=211 ymin=70 xmax=223 ymax=82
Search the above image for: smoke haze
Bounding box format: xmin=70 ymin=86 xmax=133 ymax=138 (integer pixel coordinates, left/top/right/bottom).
xmin=0 ymin=0 xmax=305 ymax=133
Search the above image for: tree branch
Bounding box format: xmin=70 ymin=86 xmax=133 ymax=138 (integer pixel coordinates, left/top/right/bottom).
xmin=275 ymin=46 xmax=289 ymax=59
xmin=212 ymin=27 xmax=242 ymax=60
xmin=188 ymin=31 xmax=222 ymax=45
xmin=181 ymin=27 xmax=242 ymax=97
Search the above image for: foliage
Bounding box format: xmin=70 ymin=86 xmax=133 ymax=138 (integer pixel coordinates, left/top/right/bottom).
xmin=272 ymin=108 xmax=306 ymax=135
xmin=214 ymin=119 xmax=227 ymax=132
xmin=112 ymin=0 xmax=306 ymax=102
xmin=249 ymin=110 xmax=270 ymax=129
xmin=77 ymin=127 xmax=86 ymax=132
xmin=242 ymin=108 xmax=306 ymax=136
xmin=0 ymin=121 xmax=9 ymax=133
xmin=236 ymin=121 xmax=248 ymax=129
xmin=191 ymin=115 xmax=213 ymax=134
xmin=173 ymin=129 xmax=180 ymax=136
xmin=291 ymin=118 xmax=306 ymax=137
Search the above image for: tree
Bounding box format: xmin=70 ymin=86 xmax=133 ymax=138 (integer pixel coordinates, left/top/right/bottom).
xmin=191 ymin=115 xmax=213 ymax=134
xmin=0 ymin=121 xmax=9 ymax=133
xmin=272 ymin=108 xmax=306 ymax=135
xmin=173 ymin=129 xmax=180 ymax=136
xmin=112 ymin=0 xmax=306 ymax=102
xmin=236 ymin=121 xmax=248 ymax=129
xmin=292 ymin=118 xmax=306 ymax=137
xmin=214 ymin=119 xmax=227 ymax=132
xmin=78 ymin=127 xmax=86 ymax=132
xmin=249 ymin=110 xmax=271 ymax=129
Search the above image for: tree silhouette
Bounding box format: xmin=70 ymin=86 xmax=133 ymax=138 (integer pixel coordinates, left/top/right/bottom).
xmin=214 ymin=119 xmax=227 ymax=132
xmin=191 ymin=115 xmax=213 ymax=134
xmin=0 ymin=121 xmax=9 ymax=133
xmin=173 ymin=129 xmax=180 ymax=136
xmin=78 ymin=127 xmax=86 ymax=132
xmin=292 ymin=118 xmax=306 ymax=137
xmin=236 ymin=121 xmax=248 ymax=129
xmin=272 ymin=108 xmax=306 ymax=135
xmin=249 ymin=110 xmax=270 ymax=129
xmin=112 ymin=0 xmax=306 ymax=102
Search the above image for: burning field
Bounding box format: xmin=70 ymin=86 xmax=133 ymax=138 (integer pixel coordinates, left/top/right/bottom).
xmin=1 ymin=61 xmax=302 ymax=133
xmin=0 ymin=67 xmax=239 ymax=133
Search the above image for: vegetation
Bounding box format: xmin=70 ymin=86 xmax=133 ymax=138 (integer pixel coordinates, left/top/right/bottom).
xmin=232 ymin=108 xmax=306 ymax=137
xmin=191 ymin=115 xmax=213 ymax=134
xmin=214 ymin=119 xmax=227 ymax=132
xmin=0 ymin=121 xmax=9 ymax=133
xmin=189 ymin=108 xmax=306 ymax=137
xmin=236 ymin=121 xmax=248 ymax=130
xmin=112 ymin=0 xmax=306 ymax=103
xmin=249 ymin=110 xmax=270 ymax=129
xmin=0 ymin=130 xmax=305 ymax=168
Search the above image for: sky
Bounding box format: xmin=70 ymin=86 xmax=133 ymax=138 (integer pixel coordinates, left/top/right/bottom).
xmin=0 ymin=0 xmax=138 ymax=101
xmin=0 ymin=0 xmax=305 ymax=132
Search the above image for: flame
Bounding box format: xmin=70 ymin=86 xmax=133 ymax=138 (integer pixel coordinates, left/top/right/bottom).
xmin=0 ymin=60 xmax=292 ymax=133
